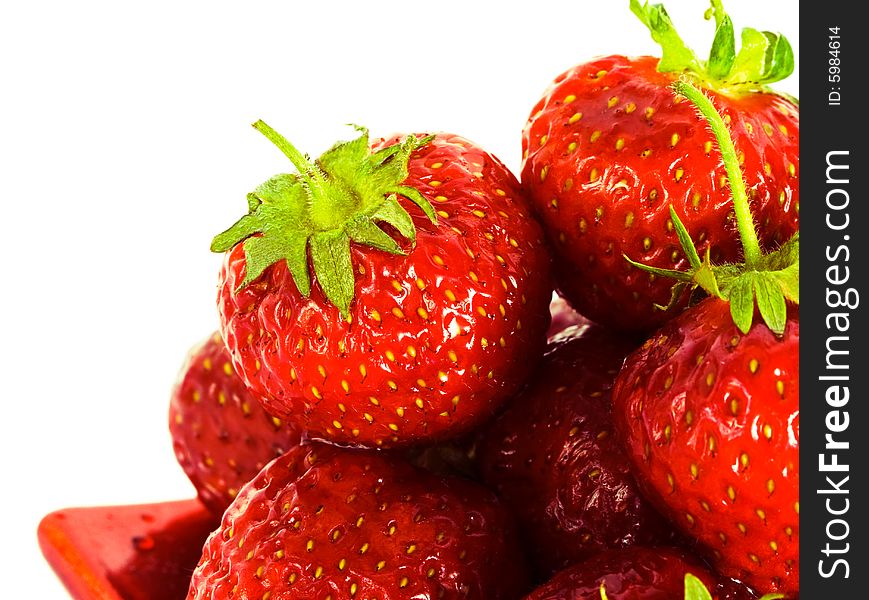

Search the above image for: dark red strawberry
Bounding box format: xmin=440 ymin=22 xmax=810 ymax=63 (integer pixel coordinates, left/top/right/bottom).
xmin=169 ymin=332 xmax=302 ymax=516
xmin=213 ymin=124 xmax=551 ymax=447
xmin=521 ymin=1 xmax=798 ymax=333
xmin=477 ymin=325 xmax=674 ymax=578
xmin=404 ymin=438 xmax=480 ymax=481
xmin=39 ymin=499 xmax=219 ymax=600
xmin=521 ymin=547 xmax=753 ymax=600
xmin=187 ymin=443 xmax=530 ymax=600
xmin=611 ymin=82 xmax=799 ymax=596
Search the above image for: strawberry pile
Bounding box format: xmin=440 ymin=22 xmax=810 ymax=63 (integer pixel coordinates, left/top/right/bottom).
xmin=41 ymin=2 xmax=800 ymax=599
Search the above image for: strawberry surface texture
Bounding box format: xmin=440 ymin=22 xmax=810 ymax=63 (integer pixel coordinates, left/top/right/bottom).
xmin=478 ymin=324 xmax=675 ymax=577
xmin=169 ymin=332 xmax=303 ymax=515
xmin=187 ymin=443 xmax=529 ymax=600
xmin=612 ymin=299 xmax=799 ymax=595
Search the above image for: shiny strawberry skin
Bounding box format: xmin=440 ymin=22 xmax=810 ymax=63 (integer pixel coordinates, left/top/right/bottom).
xmin=169 ymin=332 xmax=302 ymax=515
xmin=218 ymin=133 xmax=552 ymax=447
xmin=522 ymin=547 xmax=747 ymax=600
xmin=187 ymin=443 xmax=530 ymax=600
xmin=521 ymin=55 xmax=799 ymax=332
xmin=477 ymin=326 xmax=674 ymax=578
xmin=612 ymin=298 xmax=799 ymax=595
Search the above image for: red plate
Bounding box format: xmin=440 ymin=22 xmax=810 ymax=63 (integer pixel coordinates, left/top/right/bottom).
xmin=38 ymin=499 xmax=219 ymax=600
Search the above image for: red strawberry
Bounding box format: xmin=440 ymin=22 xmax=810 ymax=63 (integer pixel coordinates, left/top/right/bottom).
xmin=477 ymin=325 xmax=675 ymax=577
xmin=521 ymin=1 xmax=798 ymax=333
xmin=187 ymin=443 xmax=530 ymax=600
xmin=39 ymin=499 xmax=219 ymax=600
xmin=521 ymin=547 xmax=753 ymax=600
xmin=169 ymin=332 xmax=302 ymax=516
xmin=613 ymin=299 xmax=798 ymax=595
xmin=611 ymin=82 xmax=799 ymax=596
xmin=213 ymin=124 xmax=551 ymax=447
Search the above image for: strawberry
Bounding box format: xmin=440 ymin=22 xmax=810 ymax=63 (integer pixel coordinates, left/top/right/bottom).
xmin=39 ymin=499 xmax=219 ymax=600
xmin=187 ymin=443 xmax=530 ymax=600
xmin=611 ymin=82 xmax=799 ymax=596
xmin=213 ymin=124 xmax=551 ymax=447
xmin=477 ymin=325 xmax=675 ymax=578
xmin=613 ymin=299 xmax=798 ymax=596
xmin=521 ymin=547 xmax=755 ymax=600
xmin=521 ymin=0 xmax=798 ymax=333
xmin=169 ymin=331 xmax=302 ymax=516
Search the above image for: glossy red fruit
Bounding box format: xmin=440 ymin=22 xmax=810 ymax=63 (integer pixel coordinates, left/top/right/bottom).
xmin=215 ymin=126 xmax=551 ymax=447
xmin=521 ymin=5 xmax=798 ymax=333
xmin=612 ymin=298 xmax=799 ymax=595
xmin=38 ymin=499 xmax=218 ymax=600
xmin=187 ymin=443 xmax=530 ymax=600
xmin=522 ymin=547 xmax=749 ymax=600
xmin=477 ymin=326 xmax=674 ymax=577
xmin=169 ymin=332 xmax=302 ymax=516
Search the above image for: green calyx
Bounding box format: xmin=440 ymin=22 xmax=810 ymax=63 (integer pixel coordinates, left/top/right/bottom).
xmin=624 ymin=80 xmax=799 ymax=336
xmin=211 ymin=121 xmax=436 ymax=318
xmin=601 ymin=574 xmax=784 ymax=600
xmin=629 ymin=0 xmax=794 ymax=93
xmin=684 ymin=574 xmax=784 ymax=600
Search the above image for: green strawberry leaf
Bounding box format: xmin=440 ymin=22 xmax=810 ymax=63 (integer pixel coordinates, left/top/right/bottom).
xmin=692 ymin=248 xmax=722 ymax=299
xmin=629 ymin=0 xmax=701 ymax=73
xmin=727 ymin=273 xmax=755 ymax=334
xmin=707 ymin=13 xmax=735 ymax=79
xmin=211 ymin=174 xmax=314 ymax=294
xmin=754 ymin=272 xmax=787 ymax=335
xmin=684 ymin=574 xmax=713 ymax=600
xmin=624 ymin=254 xmax=695 ymax=283
xmin=393 ymin=184 xmax=438 ymax=223
xmin=768 ymin=33 xmax=796 ymax=83
xmin=372 ymin=195 xmax=417 ymax=242
xmin=362 ymin=135 xmax=437 ymax=222
xmin=211 ymin=121 xmax=436 ymax=318
xmin=245 ymin=190 xmax=260 ymax=213
xmin=309 ymin=230 xmax=355 ymax=319
xmin=729 ymin=27 xmax=794 ymax=85
xmin=345 ymin=215 xmax=405 ymax=255
xmin=670 ymin=206 xmax=701 ymax=270
xmin=761 ymin=232 xmax=800 ymax=303
xmin=772 ymin=268 xmax=799 ymax=304
xmin=630 ymin=0 xmax=795 ymax=93
xmin=317 ymin=124 xmax=371 ymax=176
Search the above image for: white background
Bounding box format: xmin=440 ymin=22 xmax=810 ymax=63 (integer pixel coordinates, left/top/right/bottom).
xmin=1 ymin=1 xmax=798 ymax=596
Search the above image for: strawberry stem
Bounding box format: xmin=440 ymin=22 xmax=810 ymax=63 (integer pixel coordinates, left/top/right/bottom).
xmin=251 ymin=120 xmax=349 ymax=232
xmin=672 ymin=80 xmax=762 ymax=267
xmin=252 ymin=120 xmax=324 ymax=188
